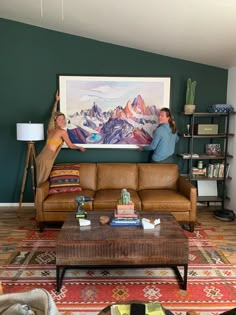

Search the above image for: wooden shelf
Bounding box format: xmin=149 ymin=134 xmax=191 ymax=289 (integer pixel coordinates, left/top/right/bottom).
xmin=198 ymin=196 xmax=223 ymax=202
xmin=182 ymin=133 xmax=232 ymax=138
xmin=181 ymin=174 xmax=232 ymax=181
xmin=178 ymin=154 xmax=226 ymax=160
xmin=191 ymin=176 xmax=224 ymax=181
xmin=181 ymin=112 xmax=235 ymax=117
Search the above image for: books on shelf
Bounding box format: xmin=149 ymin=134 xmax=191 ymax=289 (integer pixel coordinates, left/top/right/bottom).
xmin=192 ymin=162 xmax=228 ymax=178
xmin=207 ymin=162 xmax=225 ymax=178
xmin=180 ymin=153 xmax=200 ymax=159
xmin=226 ymin=163 xmax=230 ymax=178
xmin=218 ymin=163 xmax=224 ymax=177
xmin=192 ymin=167 xmax=206 ymax=176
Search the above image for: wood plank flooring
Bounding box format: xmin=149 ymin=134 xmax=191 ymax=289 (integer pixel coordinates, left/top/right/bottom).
xmin=0 ymin=206 xmax=235 ymax=266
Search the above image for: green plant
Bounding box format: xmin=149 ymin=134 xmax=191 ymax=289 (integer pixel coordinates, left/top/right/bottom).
xmin=185 ymin=78 xmax=197 ymax=104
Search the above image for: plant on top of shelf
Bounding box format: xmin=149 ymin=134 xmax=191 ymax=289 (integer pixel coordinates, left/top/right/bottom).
xmin=184 ymin=78 xmax=197 ymax=114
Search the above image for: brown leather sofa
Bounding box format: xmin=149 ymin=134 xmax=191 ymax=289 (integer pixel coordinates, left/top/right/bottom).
xmin=35 ymin=163 xmax=197 ymax=231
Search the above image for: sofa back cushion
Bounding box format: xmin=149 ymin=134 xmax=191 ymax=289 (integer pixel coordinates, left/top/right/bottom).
xmin=79 ymin=163 xmax=97 ymax=191
xmin=97 ymin=163 xmax=138 ymax=190
xmin=138 ymin=163 xmax=178 ymax=190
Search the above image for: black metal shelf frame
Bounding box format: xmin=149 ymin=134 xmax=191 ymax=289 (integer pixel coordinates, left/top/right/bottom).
xmin=180 ymin=112 xmax=234 ymax=208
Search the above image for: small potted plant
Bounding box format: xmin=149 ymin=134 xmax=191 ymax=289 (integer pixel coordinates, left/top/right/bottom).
xmin=184 ymin=78 xmax=197 ymax=114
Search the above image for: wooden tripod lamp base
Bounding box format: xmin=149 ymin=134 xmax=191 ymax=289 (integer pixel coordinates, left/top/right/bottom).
xmin=16 ymin=123 xmax=44 ymax=207
xmin=19 ymin=141 xmax=37 ymax=207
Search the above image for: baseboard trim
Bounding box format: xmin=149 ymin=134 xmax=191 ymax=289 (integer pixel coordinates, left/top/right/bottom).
xmin=0 ymin=203 xmax=34 ymax=207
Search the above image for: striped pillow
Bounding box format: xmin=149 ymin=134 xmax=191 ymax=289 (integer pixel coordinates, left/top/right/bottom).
xmin=48 ymin=163 xmax=82 ymax=194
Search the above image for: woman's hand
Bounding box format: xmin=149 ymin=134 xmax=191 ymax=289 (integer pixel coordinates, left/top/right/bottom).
xmin=52 ymin=90 xmax=60 ymax=114
xmin=79 ymin=146 xmax=86 ymax=152
xmin=137 ymin=145 xmax=143 ymax=151
xmin=55 ymin=90 xmax=60 ymax=102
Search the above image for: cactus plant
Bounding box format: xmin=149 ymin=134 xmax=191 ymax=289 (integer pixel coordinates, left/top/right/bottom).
xmin=185 ymin=78 xmax=197 ymax=104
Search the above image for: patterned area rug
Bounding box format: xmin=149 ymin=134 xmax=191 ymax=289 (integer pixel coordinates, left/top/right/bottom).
xmin=0 ymin=221 xmax=236 ymax=315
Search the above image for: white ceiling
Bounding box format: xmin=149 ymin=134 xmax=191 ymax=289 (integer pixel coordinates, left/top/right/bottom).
xmin=1 ymin=0 xmax=236 ymax=69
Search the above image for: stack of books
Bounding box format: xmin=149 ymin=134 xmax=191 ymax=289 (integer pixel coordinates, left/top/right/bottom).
xmin=110 ymin=208 xmax=141 ymax=226
xmin=192 ymin=167 xmax=207 ymax=176
xmin=207 ymin=162 xmax=225 ymax=178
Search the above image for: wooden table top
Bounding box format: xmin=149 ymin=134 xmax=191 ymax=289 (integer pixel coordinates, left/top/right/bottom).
xmin=56 ymin=211 xmax=188 ymax=266
xmin=57 ymin=211 xmax=187 ymax=242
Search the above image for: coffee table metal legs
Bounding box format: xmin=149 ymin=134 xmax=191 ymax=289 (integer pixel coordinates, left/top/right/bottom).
xmin=173 ymin=264 xmax=188 ymax=290
xmin=56 ymin=264 xmax=188 ymax=292
xmin=56 ymin=265 xmax=66 ymax=292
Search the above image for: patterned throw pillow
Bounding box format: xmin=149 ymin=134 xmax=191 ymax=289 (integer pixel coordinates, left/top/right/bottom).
xmin=48 ymin=163 xmax=82 ymax=194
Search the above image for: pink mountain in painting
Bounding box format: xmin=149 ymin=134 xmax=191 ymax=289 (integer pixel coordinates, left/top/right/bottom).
xmin=67 ymin=95 xmax=159 ymax=145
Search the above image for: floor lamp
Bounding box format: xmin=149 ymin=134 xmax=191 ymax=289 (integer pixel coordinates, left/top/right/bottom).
xmin=17 ymin=122 xmax=44 ymax=206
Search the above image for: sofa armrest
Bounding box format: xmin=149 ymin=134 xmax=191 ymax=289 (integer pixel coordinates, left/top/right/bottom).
xmin=35 ymin=181 xmax=50 ymax=222
xmin=178 ymin=176 xmax=197 ymax=221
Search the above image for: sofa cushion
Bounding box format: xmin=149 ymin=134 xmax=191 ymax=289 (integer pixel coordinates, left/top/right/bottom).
xmin=138 ymin=163 xmax=178 ymax=190
xmin=79 ymin=163 xmax=97 ymax=191
xmin=44 ymin=190 xmax=95 ymax=211
xmin=139 ymin=189 xmax=191 ymax=211
xmin=97 ymin=163 xmax=138 ymax=190
xmin=94 ymin=189 xmax=141 ymax=210
xmin=48 ymin=163 xmax=82 ymax=194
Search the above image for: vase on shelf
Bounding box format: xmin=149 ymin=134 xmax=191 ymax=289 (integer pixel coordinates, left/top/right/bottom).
xmin=184 ymin=78 xmax=197 ymax=114
xmin=184 ymin=104 xmax=196 ymax=114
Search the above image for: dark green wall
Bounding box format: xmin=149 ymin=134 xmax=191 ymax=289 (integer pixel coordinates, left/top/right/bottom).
xmin=0 ymin=18 xmax=228 ymax=203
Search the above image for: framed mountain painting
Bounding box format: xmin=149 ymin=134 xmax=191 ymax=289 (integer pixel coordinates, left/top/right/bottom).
xmin=59 ymin=75 xmax=171 ymax=148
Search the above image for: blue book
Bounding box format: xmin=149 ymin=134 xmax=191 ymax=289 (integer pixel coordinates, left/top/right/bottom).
xmin=110 ymin=220 xmax=141 ymax=226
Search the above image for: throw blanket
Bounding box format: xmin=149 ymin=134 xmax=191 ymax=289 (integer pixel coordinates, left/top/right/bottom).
xmin=0 ymin=288 xmax=59 ymax=315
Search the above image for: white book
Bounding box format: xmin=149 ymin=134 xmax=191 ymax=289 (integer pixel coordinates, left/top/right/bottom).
xmin=218 ymin=163 xmax=224 ymax=178
xmin=226 ymin=163 xmax=230 ymax=178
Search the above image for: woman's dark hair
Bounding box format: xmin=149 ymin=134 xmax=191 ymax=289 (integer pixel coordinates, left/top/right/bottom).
xmin=160 ymin=107 xmax=177 ymax=134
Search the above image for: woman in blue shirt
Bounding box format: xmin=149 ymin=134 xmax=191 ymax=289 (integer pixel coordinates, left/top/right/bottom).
xmin=140 ymin=107 xmax=179 ymax=163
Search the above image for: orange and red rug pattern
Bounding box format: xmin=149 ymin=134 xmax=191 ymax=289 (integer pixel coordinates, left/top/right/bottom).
xmin=0 ymin=222 xmax=236 ymax=315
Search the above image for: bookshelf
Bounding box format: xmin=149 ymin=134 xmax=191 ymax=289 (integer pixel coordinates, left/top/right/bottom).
xmin=179 ymin=112 xmax=234 ymax=218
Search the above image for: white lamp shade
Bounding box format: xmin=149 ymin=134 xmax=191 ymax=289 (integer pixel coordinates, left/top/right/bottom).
xmin=16 ymin=123 xmax=44 ymax=141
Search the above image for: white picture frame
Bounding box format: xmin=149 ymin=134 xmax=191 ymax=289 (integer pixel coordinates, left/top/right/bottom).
xmin=197 ymin=180 xmax=218 ymax=196
xmin=59 ymin=75 xmax=171 ymax=148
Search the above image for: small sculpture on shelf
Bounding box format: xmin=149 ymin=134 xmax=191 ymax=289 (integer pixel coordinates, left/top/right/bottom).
xmin=186 ymin=124 xmax=190 ymax=136
xmin=184 ymin=124 xmax=191 ymax=136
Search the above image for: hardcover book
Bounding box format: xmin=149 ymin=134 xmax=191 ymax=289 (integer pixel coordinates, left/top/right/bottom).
xmin=117 ymin=204 xmax=135 ymax=213
xmin=110 ymin=215 xmax=141 ymax=226
xmin=114 ymin=210 xmax=138 ymax=218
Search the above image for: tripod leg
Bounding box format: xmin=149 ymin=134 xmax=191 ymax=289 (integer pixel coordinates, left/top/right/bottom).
xmin=31 ymin=143 xmax=37 ymax=192
xmin=30 ymin=144 xmax=36 ymax=200
xmin=19 ymin=143 xmax=31 ymax=207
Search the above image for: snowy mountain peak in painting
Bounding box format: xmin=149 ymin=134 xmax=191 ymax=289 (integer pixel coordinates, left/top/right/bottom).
xmin=67 ymin=95 xmax=159 ymax=145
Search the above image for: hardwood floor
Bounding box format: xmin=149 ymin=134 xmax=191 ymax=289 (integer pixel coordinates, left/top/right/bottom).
xmin=196 ymin=206 xmax=236 ymax=265
xmin=0 ymin=206 xmax=235 ymax=266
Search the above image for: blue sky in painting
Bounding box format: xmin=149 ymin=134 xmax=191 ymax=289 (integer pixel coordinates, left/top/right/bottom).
xmin=65 ymin=78 xmax=168 ymax=114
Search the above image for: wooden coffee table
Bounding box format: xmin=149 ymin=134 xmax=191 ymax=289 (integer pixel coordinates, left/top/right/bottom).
xmin=56 ymin=211 xmax=188 ymax=292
